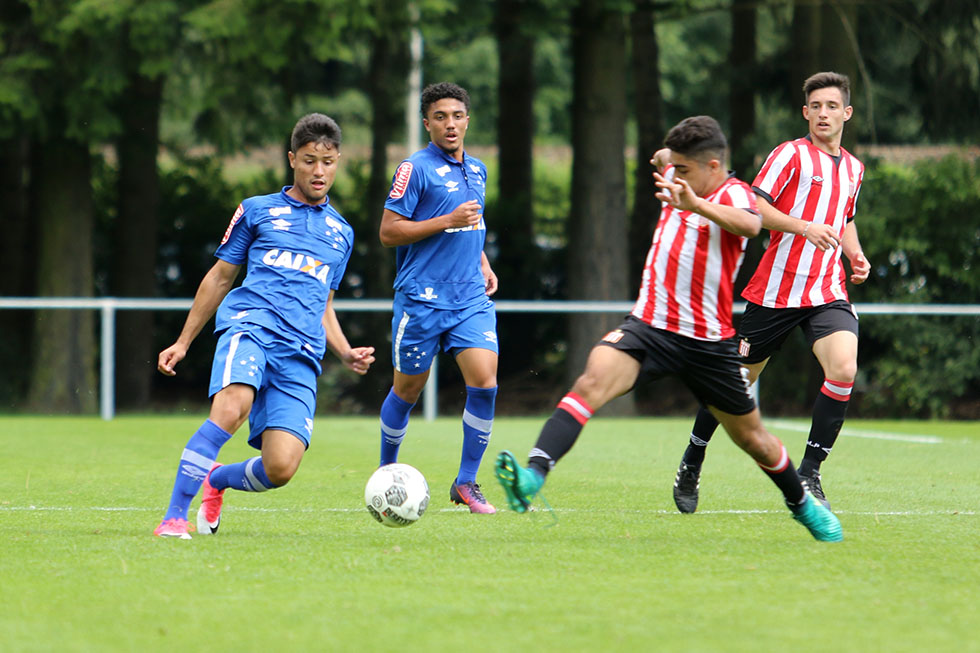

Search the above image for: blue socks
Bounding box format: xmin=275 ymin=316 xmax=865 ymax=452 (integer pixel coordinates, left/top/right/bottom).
xmin=163 ymin=419 xmax=233 ymax=521
xmin=456 ymin=385 xmax=496 ymax=485
xmin=380 ymin=388 xmax=415 ymax=465
xmin=209 ymin=456 xmax=276 ymax=492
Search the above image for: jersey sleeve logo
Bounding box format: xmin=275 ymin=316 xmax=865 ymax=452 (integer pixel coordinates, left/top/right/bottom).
xmin=389 ymin=161 xmax=414 ymax=199
xmin=220 ymin=204 xmax=245 ymax=244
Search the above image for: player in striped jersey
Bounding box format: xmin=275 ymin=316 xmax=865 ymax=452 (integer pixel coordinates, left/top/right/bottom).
xmin=495 ymin=116 xmax=842 ymax=541
xmin=672 ymin=72 xmax=870 ymax=514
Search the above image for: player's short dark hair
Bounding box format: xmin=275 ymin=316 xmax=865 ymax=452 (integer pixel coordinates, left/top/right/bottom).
xmin=290 ymin=113 xmax=342 ymax=153
xmin=420 ymin=82 xmax=470 ymax=118
xmin=663 ymin=116 xmax=728 ymax=164
xmin=803 ymin=71 xmax=851 ymax=106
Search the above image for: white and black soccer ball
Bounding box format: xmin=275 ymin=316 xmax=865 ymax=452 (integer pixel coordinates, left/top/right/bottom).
xmin=365 ymin=463 xmax=429 ymax=527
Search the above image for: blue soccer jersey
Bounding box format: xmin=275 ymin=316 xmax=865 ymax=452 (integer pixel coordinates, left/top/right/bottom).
xmin=213 ymin=187 xmax=353 ymax=358
xmin=384 ymin=142 xmax=488 ymax=309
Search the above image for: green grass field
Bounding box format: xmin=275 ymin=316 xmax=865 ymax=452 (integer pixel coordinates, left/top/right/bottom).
xmin=2 ymin=415 xmax=977 ymax=652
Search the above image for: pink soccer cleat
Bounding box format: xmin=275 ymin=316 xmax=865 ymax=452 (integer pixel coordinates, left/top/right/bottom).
xmin=450 ymin=480 xmax=497 ymax=514
xmin=154 ymin=518 xmax=194 ymax=540
xmin=196 ymin=464 xmax=225 ymax=535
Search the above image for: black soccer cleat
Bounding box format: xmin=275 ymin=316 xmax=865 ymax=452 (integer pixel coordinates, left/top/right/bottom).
xmin=798 ymin=468 xmax=830 ymax=510
xmin=673 ymin=461 xmax=701 ymax=514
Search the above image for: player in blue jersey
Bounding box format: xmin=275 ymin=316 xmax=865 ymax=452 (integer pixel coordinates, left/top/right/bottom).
xmin=153 ymin=113 xmax=375 ymax=539
xmin=378 ymin=82 xmax=499 ymax=513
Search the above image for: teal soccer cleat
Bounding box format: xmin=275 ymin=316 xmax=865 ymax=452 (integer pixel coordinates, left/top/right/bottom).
xmin=792 ymin=492 xmax=843 ymax=542
xmin=494 ymin=450 xmax=544 ymax=513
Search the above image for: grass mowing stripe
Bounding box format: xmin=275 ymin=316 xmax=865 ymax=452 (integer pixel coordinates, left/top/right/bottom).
xmin=2 ymin=415 xmax=978 ymax=652
xmin=769 ymin=418 xmax=944 ymax=443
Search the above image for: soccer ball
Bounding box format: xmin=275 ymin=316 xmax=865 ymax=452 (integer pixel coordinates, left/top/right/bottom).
xmin=365 ymin=463 xmax=429 ymax=527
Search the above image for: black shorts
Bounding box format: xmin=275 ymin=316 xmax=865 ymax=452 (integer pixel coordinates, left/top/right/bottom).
xmin=598 ymin=315 xmax=757 ymax=416
xmin=736 ymin=300 xmax=859 ymax=364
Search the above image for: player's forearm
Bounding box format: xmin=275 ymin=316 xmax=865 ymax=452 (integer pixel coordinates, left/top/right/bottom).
xmin=379 ymin=212 xmax=450 ymax=247
xmin=696 ymin=199 xmax=762 ymax=237
xmin=757 ymin=199 xmax=807 ymax=235
xmin=176 ymin=264 xmax=236 ymax=346
xmin=841 ymin=222 xmax=863 ymax=260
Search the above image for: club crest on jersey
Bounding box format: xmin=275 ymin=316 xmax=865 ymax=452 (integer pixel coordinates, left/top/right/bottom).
xmin=390 ymin=161 xmax=413 ymax=199
xmin=261 ymin=249 xmax=331 ymax=284
xmin=602 ymin=330 xmax=625 ymax=344
xmin=221 ymin=204 xmax=245 ymax=244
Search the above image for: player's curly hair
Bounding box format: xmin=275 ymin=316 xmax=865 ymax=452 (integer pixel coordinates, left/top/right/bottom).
xmin=420 ymin=82 xmax=470 ymax=118
xmin=290 ymin=113 xmax=342 ymax=153
xmin=803 ymin=71 xmax=851 ymax=106
xmin=663 ymin=115 xmax=727 ymax=164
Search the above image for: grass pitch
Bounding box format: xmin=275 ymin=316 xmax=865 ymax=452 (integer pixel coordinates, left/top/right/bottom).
xmin=1 ymin=415 xmax=977 ymax=652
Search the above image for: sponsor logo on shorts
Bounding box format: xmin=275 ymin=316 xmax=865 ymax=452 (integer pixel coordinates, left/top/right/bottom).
xmin=738 ymin=338 xmax=751 ymax=357
xmin=389 ymin=161 xmax=413 ymax=199
xmin=483 ymin=331 xmax=497 ymax=344
xmin=602 ymin=330 xmax=625 ymax=344
xmin=418 ymin=287 xmax=438 ymax=301
xmin=221 ymin=204 xmax=245 ymax=244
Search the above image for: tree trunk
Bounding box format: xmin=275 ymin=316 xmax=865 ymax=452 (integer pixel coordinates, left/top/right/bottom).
xmin=820 ymin=0 xmax=860 ymax=151
xmin=27 ymin=136 xmax=97 ymax=413
xmin=729 ymin=0 xmax=756 ymax=178
xmin=629 ymin=0 xmax=663 ymax=296
xmin=495 ymin=0 xmax=536 ymax=295
xmin=567 ymin=0 xmax=631 ymax=412
xmin=0 ymin=134 xmax=35 ymax=405
xmin=729 ymin=0 xmax=763 ymax=299
xmin=791 ymin=0 xmax=822 ymax=107
xmin=112 ymin=66 xmax=164 ymax=409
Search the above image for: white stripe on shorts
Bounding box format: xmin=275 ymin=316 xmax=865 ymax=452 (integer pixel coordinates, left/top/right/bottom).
xmin=393 ymin=311 xmax=411 ymax=373
xmin=222 ymin=331 xmax=245 ymax=388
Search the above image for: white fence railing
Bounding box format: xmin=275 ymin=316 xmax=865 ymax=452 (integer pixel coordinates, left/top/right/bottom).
xmin=1 ymin=297 xmax=978 ymax=421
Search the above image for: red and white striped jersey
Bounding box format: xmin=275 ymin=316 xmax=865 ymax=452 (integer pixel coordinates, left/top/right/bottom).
xmin=742 ymin=137 xmax=865 ymax=308
xmin=632 ymin=169 xmax=757 ymax=341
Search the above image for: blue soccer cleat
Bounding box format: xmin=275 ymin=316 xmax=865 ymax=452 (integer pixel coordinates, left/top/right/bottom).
xmin=792 ymin=492 xmax=843 ymax=542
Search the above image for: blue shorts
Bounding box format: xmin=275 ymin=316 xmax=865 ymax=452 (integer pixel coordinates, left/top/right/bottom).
xmin=209 ymin=325 xmax=320 ymax=450
xmin=391 ymin=295 xmax=498 ymax=374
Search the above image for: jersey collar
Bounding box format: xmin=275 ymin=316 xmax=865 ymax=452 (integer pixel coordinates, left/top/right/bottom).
xmin=280 ymin=186 xmax=331 ymax=210
xmin=426 ymin=141 xmax=470 ymax=167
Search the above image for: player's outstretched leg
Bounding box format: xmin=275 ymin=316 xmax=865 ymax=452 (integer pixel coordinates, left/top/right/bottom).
xmin=494 ymin=450 xmax=544 ymax=513
xmin=790 ymin=492 xmax=843 ymax=542
xmin=196 ymin=464 xmax=225 ymax=535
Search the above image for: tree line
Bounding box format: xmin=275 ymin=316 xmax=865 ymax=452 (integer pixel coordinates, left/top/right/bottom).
xmin=1 ymin=0 xmax=978 ymax=417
